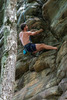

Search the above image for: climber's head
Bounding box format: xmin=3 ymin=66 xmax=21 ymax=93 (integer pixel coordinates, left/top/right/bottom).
xmin=21 ymin=23 xmax=28 ymax=31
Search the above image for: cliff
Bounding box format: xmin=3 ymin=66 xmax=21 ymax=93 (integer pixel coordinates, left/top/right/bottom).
xmin=0 ymin=0 xmax=67 ymax=100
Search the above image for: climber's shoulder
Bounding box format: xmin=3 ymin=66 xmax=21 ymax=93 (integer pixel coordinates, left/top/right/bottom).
xmin=26 ymin=31 xmax=32 ymax=35
xmin=19 ymin=31 xmax=32 ymax=36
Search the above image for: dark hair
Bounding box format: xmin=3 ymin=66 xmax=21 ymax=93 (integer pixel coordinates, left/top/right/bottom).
xmin=21 ymin=23 xmax=26 ymax=30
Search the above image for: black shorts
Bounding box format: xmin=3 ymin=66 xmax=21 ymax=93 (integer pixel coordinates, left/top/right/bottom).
xmin=24 ymin=43 xmax=36 ymax=52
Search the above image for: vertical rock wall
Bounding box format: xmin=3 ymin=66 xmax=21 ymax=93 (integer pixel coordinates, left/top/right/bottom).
xmin=14 ymin=0 xmax=67 ymax=100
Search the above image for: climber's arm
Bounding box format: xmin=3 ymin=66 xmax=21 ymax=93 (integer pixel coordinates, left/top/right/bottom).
xmin=32 ymin=29 xmax=43 ymax=35
xmin=27 ymin=29 xmax=43 ymax=36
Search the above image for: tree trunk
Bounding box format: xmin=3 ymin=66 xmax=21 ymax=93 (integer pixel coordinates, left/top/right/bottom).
xmin=0 ymin=0 xmax=17 ymax=100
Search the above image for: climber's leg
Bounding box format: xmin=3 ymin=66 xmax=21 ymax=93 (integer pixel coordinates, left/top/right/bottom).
xmin=35 ymin=43 xmax=57 ymax=51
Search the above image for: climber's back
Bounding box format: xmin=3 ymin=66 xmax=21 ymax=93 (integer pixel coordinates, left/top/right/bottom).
xmin=19 ymin=31 xmax=31 ymax=46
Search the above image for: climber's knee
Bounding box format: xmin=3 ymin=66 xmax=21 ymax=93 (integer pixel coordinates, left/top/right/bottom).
xmin=41 ymin=43 xmax=45 ymax=47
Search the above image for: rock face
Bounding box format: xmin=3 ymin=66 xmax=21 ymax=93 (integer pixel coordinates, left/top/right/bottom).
xmin=0 ymin=0 xmax=67 ymax=100
xmin=42 ymin=0 xmax=67 ymax=40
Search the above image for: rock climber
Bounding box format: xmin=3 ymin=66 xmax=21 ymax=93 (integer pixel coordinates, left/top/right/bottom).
xmin=19 ymin=23 xmax=57 ymax=54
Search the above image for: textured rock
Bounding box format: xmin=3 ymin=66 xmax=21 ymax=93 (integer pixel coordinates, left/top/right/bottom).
xmin=14 ymin=69 xmax=59 ymax=100
xmin=14 ymin=0 xmax=67 ymax=100
xmin=56 ymin=41 xmax=67 ymax=79
xmin=16 ymin=60 xmax=29 ymax=79
xmin=58 ymin=78 xmax=67 ymax=92
xmin=58 ymin=91 xmax=67 ymax=100
xmin=33 ymin=50 xmax=56 ymax=72
xmin=16 ymin=68 xmax=51 ymax=91
xmin=17 ymin=2 xmax=41 ymax=26
xmin=30 ymin=86 xmax=61 ymax=100
xmin=0 ymin=0 xmax=67 ymax=100
xmin=42 ymin=0 xmax=67 ymax=39
xmin=14 ymin=85 xmax=62 ymax=100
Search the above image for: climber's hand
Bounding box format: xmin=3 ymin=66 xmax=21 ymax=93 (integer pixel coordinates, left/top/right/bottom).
xmin=40 ymin=29 xmax=43 ymax=32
